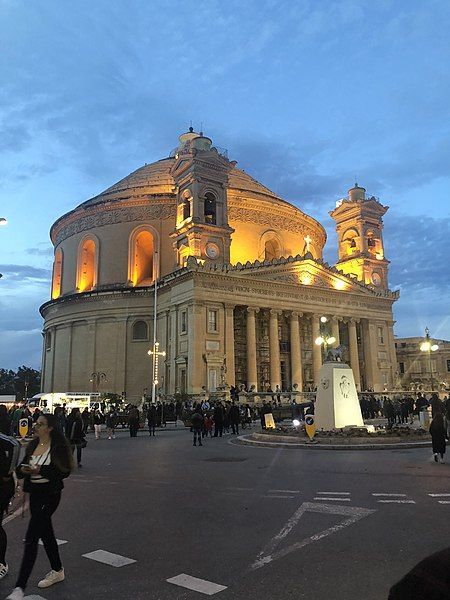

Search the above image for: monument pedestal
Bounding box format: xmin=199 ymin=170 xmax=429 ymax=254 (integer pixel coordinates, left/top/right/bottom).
xmin=315 ymin=362 xmax=364 ymax=430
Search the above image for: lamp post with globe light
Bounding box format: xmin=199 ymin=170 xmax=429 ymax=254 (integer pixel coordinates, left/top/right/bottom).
xmin=419 ymin=327 xmax=439 ymax=391
xmin=314 ymin=316 xmax=336 ymax=360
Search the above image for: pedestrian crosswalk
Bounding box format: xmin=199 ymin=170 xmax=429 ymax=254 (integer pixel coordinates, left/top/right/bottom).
xmin=221 ymin=486 xmax=449 ymax=506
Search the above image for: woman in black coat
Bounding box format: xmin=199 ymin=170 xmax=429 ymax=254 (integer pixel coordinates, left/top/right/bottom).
xmin=429 ymin=413 xmax=446 ymax=463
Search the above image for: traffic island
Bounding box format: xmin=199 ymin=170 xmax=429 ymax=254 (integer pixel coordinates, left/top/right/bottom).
xmin=233 ymin=427 xmax=431 ymax=450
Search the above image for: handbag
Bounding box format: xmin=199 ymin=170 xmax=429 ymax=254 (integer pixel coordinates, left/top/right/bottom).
xmin=80 ymin=437 xmax=88 ymax=448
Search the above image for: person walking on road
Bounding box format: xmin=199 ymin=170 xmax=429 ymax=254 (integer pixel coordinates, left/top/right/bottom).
xmin=229 ymin=402 xmax=240 ymax=435
xmin=6 ymin=413 xmax=72 ymax=600
xmin=191 ymin=408 xmax=204 ymax=446
xmin=147 ymin=404 xmax=157 ymax=437
xmin=93 ymin=410 xmax=103 ymax=440
xmin=105 ymin=409 xmax=117 ymax=440
xmin=213 ymin=403 xmax=224 ymax=437
xmin=128 ymin=406 xmax=140 ymax=437
xmin=65 ymin=408 xmax=84 ymax=468
xmin=430 ymin=413 xmax=447 ymax=463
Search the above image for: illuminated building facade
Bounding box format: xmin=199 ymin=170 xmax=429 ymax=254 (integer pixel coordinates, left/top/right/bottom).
xmin=40 ymin=129 xmax=399 ymax=401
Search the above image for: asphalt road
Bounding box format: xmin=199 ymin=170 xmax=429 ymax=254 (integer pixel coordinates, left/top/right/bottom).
xmin=1 ymin=426 xmax=449 ymax=600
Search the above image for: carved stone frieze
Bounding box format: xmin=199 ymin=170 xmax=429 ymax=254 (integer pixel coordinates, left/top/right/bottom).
xmin=228 ymin=206 xmax=314 ymax=238
xmin=54 ymin=204 xmax=176 ymax=244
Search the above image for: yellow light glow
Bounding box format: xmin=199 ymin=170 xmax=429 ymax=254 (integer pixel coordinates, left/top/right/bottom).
xmin=300 ymin=273 xmax=312 ymax=285
xmin=431 ymin=344 xmax=439 ymax=352
xmin=375 ymin=252 xmax=384 ymax=260
xmin=315 ymin=336 xmax=324 ymax=345
xmin=334 ymin=279 xmax=346 ymax=290
xmin=328 ymin=336 xmax=336 ymax=345
xmin=420 ymin=342 xmax=431 ymax=352
xmin=320 ymin=316 xmax=328 ymax=323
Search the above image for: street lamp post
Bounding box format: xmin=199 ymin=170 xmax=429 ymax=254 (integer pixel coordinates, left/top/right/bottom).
xmin=314 ymin=316 xmax=336 ymax=360
xmin=419 ymin=327 xmax=439 ymax=391
xmin=147 ymin=263 xmax=166 ymax=406
xmin=90 ymin=371 xmax=107 ymax=394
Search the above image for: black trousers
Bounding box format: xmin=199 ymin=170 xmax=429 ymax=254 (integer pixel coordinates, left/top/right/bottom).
xmin=193 ymin=428 xmax=202 ymax=445
xmin=16 ymin=486 xmax=62 ymax=590
xmin=0 ymin=478 xmax=15 ymax=565
xmin=214 ymin=423 xmax=223 ymax=437
xmin=71 ymin=443 xmax=82 ymax=464
xmin=231 ymin=422 xmax=239 ymax=435
xmin=148 ymin=422 xmax=156 ymax=435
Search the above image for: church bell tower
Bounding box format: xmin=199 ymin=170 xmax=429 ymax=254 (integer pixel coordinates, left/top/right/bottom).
xmin=329 ymin=184 xmax=390 ymax=290
xmin=170 ymin=128 xmax=234 ymax=267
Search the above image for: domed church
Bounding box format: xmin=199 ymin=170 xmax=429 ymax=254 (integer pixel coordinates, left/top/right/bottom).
xmin=40 ymin=128 xmax=399 ymax=401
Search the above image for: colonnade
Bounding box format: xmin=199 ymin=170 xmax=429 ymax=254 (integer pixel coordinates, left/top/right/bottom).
xmin=232 ymin=307 xmax=387 ymax=392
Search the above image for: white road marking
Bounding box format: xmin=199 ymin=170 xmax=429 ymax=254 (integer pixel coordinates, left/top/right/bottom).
xmin=227 ymin=487 xmax=253 ymax=491
xmin=39 ymin=539 xmax=67 ymax=546
xmin=167 ymin=574 xmax=227 ymax=595
xmin=250 ymin=502 xmax=375 ymax=570
xmin=25 ymin=596 xmax=47 ymax=599
xmin=377 ymin=500 xmax=415 ymax=504
xmin=316 ymin=492 xmax=350 ymax=495
xmin=314 ymin=497 xmax=350 ymax=502
xmin=269 ymin=489 xmax=300 ymax=494
xmin=82 ymin=549 xmax=137 ymax=567
xmin=438 ymin=501 xmax=450 ymax=504
xmin=263 ymin=495 xmax=296 ymax=499
xmin=372 ymin=493 xmax=407 ymax=497
xmin=429 ymin=493 xmax=450 ymax=497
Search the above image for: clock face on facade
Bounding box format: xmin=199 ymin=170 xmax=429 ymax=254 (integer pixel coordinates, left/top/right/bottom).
xmin=205 ymin=242 xmax=220 ymax=259
xmin=371 ymin=272 xmax=381 ymax=286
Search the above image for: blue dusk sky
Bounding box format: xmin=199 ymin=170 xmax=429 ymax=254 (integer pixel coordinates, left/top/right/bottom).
xmin=0 ymin=0 xmax=449 ymax=370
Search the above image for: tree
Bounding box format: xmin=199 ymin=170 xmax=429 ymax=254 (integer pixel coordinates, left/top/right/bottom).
xmin=0 ymin=366 xmax=41 ymax=400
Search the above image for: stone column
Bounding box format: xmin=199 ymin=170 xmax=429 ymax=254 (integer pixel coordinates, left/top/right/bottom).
xmin=289 ymin=311 xmax=303 ymax=391
xmin=348 ymin=318 xmax=361 ymax=390
xmin=361 ymin=318 xmax=382 ymax=391
xmin=331 ymin=317 xmax=340 ymax=347
xmin=386 ymin=319 xmax=398 ymax=389
xmin=224 ymin=304 xmax=236 ymax=387
xmin=114 ymin=318 xmax=128 ymax=397
xmin=269 ymin=309 xmax=282 ymax=389
xmin=312 ymin=314 xmax=322 ymax=385
xmin=187 ymin=302 xmax=205 ymax=393
xmin=168 ymin=307 xmax=178 ymax=394
xmin=246 ymin=307 xmax=259 ymax=390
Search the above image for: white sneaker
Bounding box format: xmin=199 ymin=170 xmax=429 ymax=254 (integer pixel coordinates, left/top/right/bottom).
xmin=5 ymin=588 xmax=24 ymax=600
xmin=37 ymin=568 xmax=65 ymax=588
xmin=0 ymin=563 xmax=8 ymax=579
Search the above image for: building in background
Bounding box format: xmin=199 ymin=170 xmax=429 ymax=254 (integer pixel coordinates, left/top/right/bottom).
xmin=395 ymin=336 xmax=450 ymax=392
xmin=40 ymin=129 xmax=399 ymax=402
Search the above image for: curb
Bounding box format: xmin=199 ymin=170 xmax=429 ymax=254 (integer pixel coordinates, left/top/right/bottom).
xmin=233 ymin=434 xmax=431 ymax=451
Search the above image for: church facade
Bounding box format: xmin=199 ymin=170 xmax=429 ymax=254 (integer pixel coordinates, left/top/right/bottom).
xmin=40 ymin=129 xmax=399 ymax=402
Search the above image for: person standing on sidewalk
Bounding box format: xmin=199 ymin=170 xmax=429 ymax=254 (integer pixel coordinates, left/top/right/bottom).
xmin=105 ymin=409 xmax=117 ymax=440
xmin=5 ymin=413 xmax=72 ymax=600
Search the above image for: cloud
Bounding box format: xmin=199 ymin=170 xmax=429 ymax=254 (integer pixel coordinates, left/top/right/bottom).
xmin=0 ymin=264 xmax=51 ymax=282
xmin=25 ymin=246 xmax=54 ymax=258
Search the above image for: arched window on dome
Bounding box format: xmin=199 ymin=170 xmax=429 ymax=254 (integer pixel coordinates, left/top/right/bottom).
xmin=264 ymin=238 xmax=281 ymax=261
xmin=129 ymin=228 xmax=158 ymax=286
xmin=77 ymin=237 xmax=97 ymax=292
xmin=132 ymin=320 xmax=149 ymax=341
xmin=51 ymin=248 xmax=63 ymax=300
xmin=204 ymin=192 xmax=217 ymax=225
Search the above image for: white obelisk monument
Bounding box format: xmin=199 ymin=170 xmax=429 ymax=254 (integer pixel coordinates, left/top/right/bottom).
xmin=314 ymin=361 xmax=364 ymax=430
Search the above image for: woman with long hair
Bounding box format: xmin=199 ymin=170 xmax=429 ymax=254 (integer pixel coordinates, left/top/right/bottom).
xmin=6 ymin=413 xmax=72 ymax=600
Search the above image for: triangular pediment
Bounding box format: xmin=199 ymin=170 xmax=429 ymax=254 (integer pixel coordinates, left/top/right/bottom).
xmin=227 ymin=255 xmax=394 ymax=297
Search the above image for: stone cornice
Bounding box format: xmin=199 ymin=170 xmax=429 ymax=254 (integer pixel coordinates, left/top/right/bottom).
xmin=52 ymin=200 xmax=176 ymax=245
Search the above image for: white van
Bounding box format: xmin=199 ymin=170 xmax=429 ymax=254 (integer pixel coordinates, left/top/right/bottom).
xmin=28 ymin=392 xmax=100 ymax=413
